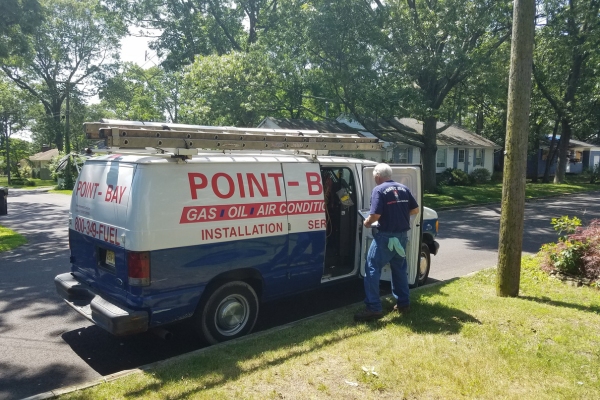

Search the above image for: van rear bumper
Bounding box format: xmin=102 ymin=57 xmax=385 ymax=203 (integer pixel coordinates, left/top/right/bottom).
xmin=54 ymin=273 xmax=148 ymax=336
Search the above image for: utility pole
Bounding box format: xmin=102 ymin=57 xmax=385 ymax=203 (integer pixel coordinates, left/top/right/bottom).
xmin=496 ymin=0 xmax=535 ymax=297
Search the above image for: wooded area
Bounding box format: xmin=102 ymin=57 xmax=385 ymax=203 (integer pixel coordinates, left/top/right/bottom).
xmin=1 ymin=0 xmax=599 ymax=190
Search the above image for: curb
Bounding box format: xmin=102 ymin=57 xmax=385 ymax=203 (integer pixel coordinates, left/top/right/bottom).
xmin=20 ymin=281 xmax=441 ymax=400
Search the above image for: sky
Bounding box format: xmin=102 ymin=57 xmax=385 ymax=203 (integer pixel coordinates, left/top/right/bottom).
xmin=120 ymin=33 xmax=161 ymax=68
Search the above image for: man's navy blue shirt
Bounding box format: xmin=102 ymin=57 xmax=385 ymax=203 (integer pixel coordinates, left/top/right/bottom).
xmin=369 ymin=180 xmax=419 ymax=232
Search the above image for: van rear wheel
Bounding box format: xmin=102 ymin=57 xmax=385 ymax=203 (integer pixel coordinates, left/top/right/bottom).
xmin=417 ymin=243 xmax=431 ymax=286
xmin=195 ymin=281 xmax=259 ymax=345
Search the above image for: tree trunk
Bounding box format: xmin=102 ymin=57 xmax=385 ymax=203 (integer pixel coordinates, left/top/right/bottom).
xmin=531 ymin=133 xmax=540 ymax=183
xmin=542 ymin=119 xmax=560 ymax=183
xmin=422 ymin=116 xmax=438 ymax=192
xmin=476 ymin=108 xmax=484 ymax=135
xmin=496 ymin=0 xmax=535 ymax=298
xmin=3 ymin=119 xmax=10 ymax=184
xmin=554 ymin=118 xmax=572 ymax=183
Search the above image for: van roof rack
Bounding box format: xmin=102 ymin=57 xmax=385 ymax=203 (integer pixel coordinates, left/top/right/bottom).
xmin=84 ymin=119 xmax=383 ymax=153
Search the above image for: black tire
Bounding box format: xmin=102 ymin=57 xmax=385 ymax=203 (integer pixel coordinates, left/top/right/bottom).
xmin=417 ymin=243 xmax=431 ymax=286
xmin=195 ymin=281 xmax=259 ymax=345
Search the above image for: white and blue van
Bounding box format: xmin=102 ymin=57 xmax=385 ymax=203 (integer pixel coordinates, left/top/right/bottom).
xmin=55 ymin=122 xmax=439 ymax=344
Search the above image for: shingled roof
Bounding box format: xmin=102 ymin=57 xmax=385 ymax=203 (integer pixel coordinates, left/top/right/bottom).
xmin=29 ymin=148 xmax=59 ymax=162
xmin=367 ymin=117 xmax=501 ymax=148
xmin=259 ymin=116 xmax=501 ymax=149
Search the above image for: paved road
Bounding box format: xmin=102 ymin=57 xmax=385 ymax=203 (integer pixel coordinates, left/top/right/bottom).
xmin=429 ymin=191 xmax=600 ymax=282
xmin=1 ymin=189 xmax=599 ymax=399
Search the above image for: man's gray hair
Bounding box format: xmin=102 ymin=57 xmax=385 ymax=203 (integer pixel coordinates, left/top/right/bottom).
xmin=373 ymin=163 xmax=392 ymax=179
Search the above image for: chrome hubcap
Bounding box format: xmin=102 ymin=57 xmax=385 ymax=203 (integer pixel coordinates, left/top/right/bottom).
xmin=215 ymin=295 xmax=249 ymax=336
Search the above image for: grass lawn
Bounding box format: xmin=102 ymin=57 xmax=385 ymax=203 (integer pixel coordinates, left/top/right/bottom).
xmin=49 ymin=189 xmax=73 ymax=195
xmin=0 ymin=225 xmax=27 ymax=252
xmin=0 ymin=176 xmax=56 ymax=188
xmin=59 ymin=258 xmax=600 ymax=400
xmin=425 ymin=180 xmax=600 ymax=209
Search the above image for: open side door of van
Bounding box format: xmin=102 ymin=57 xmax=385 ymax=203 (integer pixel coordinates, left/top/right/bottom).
xmin=360 ymin=165 xmax=422 ymax=286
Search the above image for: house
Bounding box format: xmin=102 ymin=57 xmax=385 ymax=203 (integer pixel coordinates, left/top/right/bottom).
xmin=259 ymin=116 xmax=501 ymax=177
xmin=338 ymin=116 xmax=501 ymax=176
xmin=257 ymin=117 xmax=395 ymax=161
xmin=528 ymin=136 xmax=600 ymax=177
xmin=29 ymin=147 xmax=59 ymax=180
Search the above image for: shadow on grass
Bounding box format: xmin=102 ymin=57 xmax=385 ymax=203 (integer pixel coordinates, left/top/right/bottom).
xmin=118 ymin=282 xmax=479 ymax=399
xmin=519 ymin=295 xmax=600 ymax=315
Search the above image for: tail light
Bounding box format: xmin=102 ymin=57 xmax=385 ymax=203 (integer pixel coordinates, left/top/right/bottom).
xmin=436 ymin=220 xmax=439 ymax=234
xmin=127 ymin=251 xmax=150 ymax=286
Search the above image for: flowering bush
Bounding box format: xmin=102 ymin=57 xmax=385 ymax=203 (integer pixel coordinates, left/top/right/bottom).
xmin=539 ymin=218 xmax=600 ymax=283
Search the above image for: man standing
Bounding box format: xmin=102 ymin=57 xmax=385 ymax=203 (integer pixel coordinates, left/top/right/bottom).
xmin=354 ymin=163 xmax=420 ymax=322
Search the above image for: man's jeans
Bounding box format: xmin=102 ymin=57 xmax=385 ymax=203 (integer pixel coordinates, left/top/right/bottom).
xmin=363 ymin=230 xmax=410 ymax=312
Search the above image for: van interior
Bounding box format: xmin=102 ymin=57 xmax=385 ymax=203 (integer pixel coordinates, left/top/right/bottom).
xmin=321 ymin=167 xmax=358 ymax=278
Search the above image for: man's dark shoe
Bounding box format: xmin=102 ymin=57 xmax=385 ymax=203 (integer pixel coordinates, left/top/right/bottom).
xmin=393 ymin=304 xmax=411 ymax=314
xmin=354 ymin=309 xmax=384 ymax=322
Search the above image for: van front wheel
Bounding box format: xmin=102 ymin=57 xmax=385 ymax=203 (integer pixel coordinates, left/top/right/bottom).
xmin=196 ymin=281 xmax=259 ymax=344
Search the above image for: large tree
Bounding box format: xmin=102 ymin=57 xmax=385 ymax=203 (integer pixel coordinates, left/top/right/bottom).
xmin=105 ymin=0 xmax=281 ymax=70
xmin=99 ymin=63 xmax=169 ymax=122
xmin=0 ymin=0 xmax=43 ymax=59
xmin=302 ymin=0 xmax=513 ymax=191
xmin=1 ymin=0 xmax=126 ymax=151
xmin=533 ymin=0 xmax=600 ymax=183
xmin=0 ymin=79 xmax=35 ymax=182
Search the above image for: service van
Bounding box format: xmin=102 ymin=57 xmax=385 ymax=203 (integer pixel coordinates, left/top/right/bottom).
xmin=55 ymin=120 xmax=439 ymax=344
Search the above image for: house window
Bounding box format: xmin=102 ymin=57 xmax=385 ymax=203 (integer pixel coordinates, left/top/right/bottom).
xmin=474 ymin=149 xmax=484 ymax=167
xmin=397 ymin=148 xmax=408 ymax=163
xmin=458 ymin=149 xmax=465 ymax=163
xmin=436 ymin=148 xmax=447 ymax=168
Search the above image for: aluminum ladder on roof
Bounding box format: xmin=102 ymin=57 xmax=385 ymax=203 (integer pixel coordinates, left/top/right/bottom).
xmin=84 ymin=119 xmax=383 ymax=153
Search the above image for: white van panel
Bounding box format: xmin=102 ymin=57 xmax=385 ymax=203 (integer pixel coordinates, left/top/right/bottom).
xmin=70 ymin=161 xmax=135 ymax=247
xmin=360 ymin=166 xmax=422 ymax=284
xmin=126 ymin=162 xmax=290 ymax=251
xmin=281 ymin=163 xmax=326 ymax=234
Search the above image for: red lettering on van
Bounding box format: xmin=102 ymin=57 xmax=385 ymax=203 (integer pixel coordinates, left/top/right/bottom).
xmin=188 ymin=173 xmax=208 ymax=200
xmin=189 ymin=172 xmax=286 ymax=200
xmin=104 ymin=185 xmax=128 ymax=203
xmin=212 ymin=173 xmax=235 ymax=199
xmin=76 ymin=181 xmax=100 ymax=199
xmin=306 ymin=172 xmax=323 ymax=195
xmin=268 ymin=173 xmax=284 ymax=196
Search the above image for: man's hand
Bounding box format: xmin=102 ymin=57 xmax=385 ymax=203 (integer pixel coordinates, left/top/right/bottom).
xmin=364 ymin=213 xmax=381 ymax=228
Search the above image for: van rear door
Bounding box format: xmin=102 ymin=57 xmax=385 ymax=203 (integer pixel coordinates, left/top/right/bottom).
xmin=69 ymin=159 xmax=135 ymax=298
xmin=360 ymin=165 xmax=422 ymax=285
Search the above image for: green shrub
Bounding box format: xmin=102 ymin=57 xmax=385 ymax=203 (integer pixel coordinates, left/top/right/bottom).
xmin=10 ymin=178 xmax=36 ymax=186
xmin=539 ymin=217 xmax=600 ymax=282
xmin=491 ymin=171 xmax=503 ymax=183
xmin=450 ymin=168 xmax=470 ymax=186
xmin=437 ymin=168 xmax=453 ymax=186
xmin=18 ymin=164 xmax=32 ymax=179
xmin=437 ymin=168 xmax=470 ymax=186
xmin=551 ymin=215 xmax=581 ymax=239
xmin=469 ymin=168 xmax=491 ymax=184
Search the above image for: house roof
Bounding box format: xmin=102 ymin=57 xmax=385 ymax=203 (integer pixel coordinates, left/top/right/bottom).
xmin=259 ymin=116 xmax=501 ymax=150
xmin=543 ymin=135 xmax=600 ymax=150
xmin=366 ymin=117 xmax=502 ymax=149
xmin=29 ymin=148 xmax=59 ymax=162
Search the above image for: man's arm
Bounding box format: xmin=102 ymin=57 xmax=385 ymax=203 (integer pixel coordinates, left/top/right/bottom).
xmin=409 ymin=207 xmax=420 ymax=216
xmin=364 ymin=213 xmax=380 ymax=228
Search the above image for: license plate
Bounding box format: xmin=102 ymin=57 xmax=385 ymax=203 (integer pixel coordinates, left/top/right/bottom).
xmin=105 ymin=250 xmax=115 ymax=267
